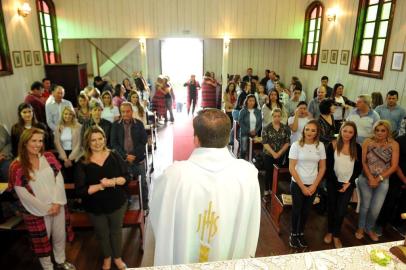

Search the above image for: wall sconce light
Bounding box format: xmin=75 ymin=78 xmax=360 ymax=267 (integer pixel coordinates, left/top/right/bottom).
xmin=223 ymin=35 xmax=231 ymax=50
xmin=139 ymin=37 xmax=146 ymax=50
xmin=18 ymin=2 xmax=32 ymax=17
xmin=327 ymin=7 xmax=338 ymax=22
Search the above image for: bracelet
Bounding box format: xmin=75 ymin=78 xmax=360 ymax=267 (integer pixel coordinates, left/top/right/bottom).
xmin=379 ymin=175 xmax=384 ymax=182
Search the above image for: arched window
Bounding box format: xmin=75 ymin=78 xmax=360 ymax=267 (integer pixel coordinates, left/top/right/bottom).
xmin=300 ymin=1 xmax=324 ymax=70
xmin=36 ymin=0 xmax=61 ymax=64
xmin=350 ymin=0 xmax=396 ymax=79
xmin=0 ymin=0 xmax=12 ymax=76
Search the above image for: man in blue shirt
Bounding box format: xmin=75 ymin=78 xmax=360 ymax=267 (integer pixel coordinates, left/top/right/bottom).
xmin=346 ymin=94 xmax=380 ymax=144
xmin=375 ymin=90 xmax=406 ymax=137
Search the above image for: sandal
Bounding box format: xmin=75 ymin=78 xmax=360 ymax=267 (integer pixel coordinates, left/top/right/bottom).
xmin=367 ymin=231 xmax=379 ymax=242
xmin=355 ymin=229 xmax=364 ymax=240
xmin=323 ymin=233 xmax=332 ymax=244
xmin=333 ymin=237 xmax=343 ymax=248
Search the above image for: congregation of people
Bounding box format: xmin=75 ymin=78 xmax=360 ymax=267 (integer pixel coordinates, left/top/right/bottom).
xmin=1 ymin=66 xmax=406 ymax=268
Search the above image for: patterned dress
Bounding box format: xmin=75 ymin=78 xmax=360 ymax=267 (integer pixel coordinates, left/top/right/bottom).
xmin=201 ymin=77 xmax=217 ymax=108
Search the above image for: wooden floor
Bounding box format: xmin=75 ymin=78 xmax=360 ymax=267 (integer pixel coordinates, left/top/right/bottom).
xmin=0 ymin=112 xmax=403 ymax=269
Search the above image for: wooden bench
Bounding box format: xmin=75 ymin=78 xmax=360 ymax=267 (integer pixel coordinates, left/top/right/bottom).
xmin=269 ymin=164 xmax=290 ymax=234
xmin=65 ymin=181 xmax=145 ymax=247
xmin=248 ymin=137 xmax=263 ymax=163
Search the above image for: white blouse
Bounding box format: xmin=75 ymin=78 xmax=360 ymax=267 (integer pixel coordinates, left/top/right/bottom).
xmin=60 ymin=127 xmax=72 ymax=150
xmin=14 ymin=155 xmax=67 ymax=217
xmin=248 ymin=109 xmax=256 ymax=132
xmin=334 ymin=150 xmax=355 ymax=183
xmin=101 ymin=106 xmax=120 ymax=123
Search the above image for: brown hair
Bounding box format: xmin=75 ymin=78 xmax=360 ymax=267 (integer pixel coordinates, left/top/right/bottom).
xmin=128 ymin=91 xmax=145 ymax=116
xmin=77 ymin=93 xmax=90 ymax=110
xmin=17 ymin=128 xmax=45 ymax=180
xmin=193 ymin=109 xmax=231 ymax=148
xmin=336 ymin=121 xmax=358 ymax=161
xmin=82 ymin=126 xmax=108 ymax=164
xmin=298 ymin=119 xmax=321 ymax=147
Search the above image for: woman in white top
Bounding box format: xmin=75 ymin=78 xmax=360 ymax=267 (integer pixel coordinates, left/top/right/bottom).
xmin=8 ymin=128 xmax=75 ymax=270
xmin=332 ymin=83 xmax=355 ymax=133
xmin=288 ymin=119 xmax=326 ymax=248
xmin=128 ymin=90 xmax=147 ymax=126
xmin=101 ymin=91 xmax=120 ymax=123
xmin=324 ymin=121 xmax=362 ymax=248
xmin=54 ymin=106 xmax=82 ymax=182
xmin=288 ymin=101 xmax=312 ymax=143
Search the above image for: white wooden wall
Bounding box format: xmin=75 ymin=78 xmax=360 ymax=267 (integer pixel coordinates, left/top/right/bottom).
xmin=281 ymin=0 xmax=406 ymax=107
xmin=54 ymin=0 xmax=306 ymax=39
xmin=0 ymin=0 xmax=45 ymax=129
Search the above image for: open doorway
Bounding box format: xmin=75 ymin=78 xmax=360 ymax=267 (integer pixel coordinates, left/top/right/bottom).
xmin=161 ymin=38 xmax=203 ymax=114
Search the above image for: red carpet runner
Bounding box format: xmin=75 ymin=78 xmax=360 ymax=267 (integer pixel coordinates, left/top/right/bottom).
xmin=172 ymin=115 xmax=195 ymax=161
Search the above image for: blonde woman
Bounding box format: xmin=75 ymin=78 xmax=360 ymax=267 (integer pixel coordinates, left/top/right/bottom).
xmin=54 ymin=106 xmax=82 ymax=182
xmin=101 ymin=91 xmax=120 ymax=123
xmin=356 ymin=120 xmax=399 ymax=241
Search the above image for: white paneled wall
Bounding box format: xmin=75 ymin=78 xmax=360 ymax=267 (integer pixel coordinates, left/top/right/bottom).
xmin=281 ymin=0 xmax=406 ymax=107
xmin=54 ymin=0 xmax=307 ymax=39
xmin=0 ymin=0 xmax=45 ymax=129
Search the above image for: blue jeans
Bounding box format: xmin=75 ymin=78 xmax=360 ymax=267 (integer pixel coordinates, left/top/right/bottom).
xmin=0 ymin=159 xmax=11 ymax=182
xmin=239 ymin=136 xmax=248 ymax=159
xmin=357 ymin=174 xmax=389 ymax=232
xmin=127 ymin=161 xmax=148 ymax=210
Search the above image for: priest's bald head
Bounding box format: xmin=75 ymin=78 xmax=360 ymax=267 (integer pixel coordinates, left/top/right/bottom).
xmin=193 ymin=109 xmax=231 ymax=148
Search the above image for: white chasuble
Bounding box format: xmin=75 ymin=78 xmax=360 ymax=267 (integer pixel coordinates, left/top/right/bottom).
xmin=149 ymin=147 xmax=261 ymax=266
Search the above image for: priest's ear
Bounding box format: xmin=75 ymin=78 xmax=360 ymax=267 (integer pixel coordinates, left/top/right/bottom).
xmin=193 ymin=135 xmax=201 ymax=147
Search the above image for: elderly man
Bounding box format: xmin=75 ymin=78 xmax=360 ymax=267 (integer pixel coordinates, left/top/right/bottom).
xmin=110 ymin=102 xmax=148 ymax=210
xmin=45 ymin=85 xmax=74 ymax=132
xmin=142 ymin=109 xmax=260 ymax=266
xmin=346 ymin=94 xmax=380 ymax=144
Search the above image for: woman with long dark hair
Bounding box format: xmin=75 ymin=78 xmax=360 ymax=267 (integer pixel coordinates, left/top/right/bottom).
xmin=324 ymin=121 xmax=362 ymax=248
xmin=11 ymin=103 xmax=50 ymax=156
xmin=112 ymin=84 xmax=127 ymax=108
xmin=262 ymin=89 xmax=287 ymax=127
xmin=332 ymin=83 xmax=355 ymax=133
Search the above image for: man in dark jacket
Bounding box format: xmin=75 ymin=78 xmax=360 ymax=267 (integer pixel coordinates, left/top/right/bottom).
xmin=111 ymin=102 xmax=149 ymax=210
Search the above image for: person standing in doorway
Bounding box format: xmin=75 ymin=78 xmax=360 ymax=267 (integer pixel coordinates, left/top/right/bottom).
xmin=183 ymin=75 xmax=201 ymax=115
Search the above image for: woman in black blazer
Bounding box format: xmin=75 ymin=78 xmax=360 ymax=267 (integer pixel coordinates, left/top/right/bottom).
xmin=324 ymin=121 xmax=362 ymax=248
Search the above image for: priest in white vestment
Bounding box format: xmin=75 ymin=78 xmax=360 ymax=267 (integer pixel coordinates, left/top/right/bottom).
xmin=142 ymin=109 xmax=261 ymax=266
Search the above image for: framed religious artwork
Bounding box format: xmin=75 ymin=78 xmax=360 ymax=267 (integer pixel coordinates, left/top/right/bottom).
xmin=321 ymin=50 xmax=328 ymax=63
xmin=340 ymin=50 xmax=350 ymax=65
xmin=330 ymin=50 xmax=338 ymax=64
xmin=33 ymin=51 xmax=42 ymax=65
xmin=12 ymin=51 xmax=22 ymax=68
xmin=24 ymin=50 xmax=32 ymax=66
xmin=391 ymin=52 xmax=405 ymax=71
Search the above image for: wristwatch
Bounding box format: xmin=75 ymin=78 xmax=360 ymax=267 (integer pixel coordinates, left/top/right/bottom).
xmin=378 ymin=175 xmax=384 ymax=182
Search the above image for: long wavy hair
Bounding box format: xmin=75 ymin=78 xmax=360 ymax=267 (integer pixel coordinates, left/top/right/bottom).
xmin=298 ymin=119 xmax=321 ymax=147
xmin=266 ymin=89 xmax=283 ymax=110
xmin=336 ymin=121 xmax=358 ymax=161
xmin=128 ymin=90 xmax=145 ymax=117
xmin=82 ymin=126 xmax=108 ymax=164
xmin=17 ymin=128 xmax=45 ymax=180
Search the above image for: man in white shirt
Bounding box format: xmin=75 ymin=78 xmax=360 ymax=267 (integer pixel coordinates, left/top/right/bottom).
xmin=142 ymin=109 xmax=261 ymax=266
xmin=45 ymin=85 xmax=73 ymax=132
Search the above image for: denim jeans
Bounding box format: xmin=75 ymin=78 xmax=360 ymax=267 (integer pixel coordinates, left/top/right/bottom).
xmin=127 ymin=161 xmax=148 ymax=210
xmin=239 ymin=136 xmax=248 ymax=159
xmin=357 ymin=173 xmax=389 ymax=232
xmin=291 ymin=181 xmax=316 ymax=235
xmin=165 ymin=98 xmax=174 ymax=122
xmin=0 ymin=159 xmax=11 ymax=182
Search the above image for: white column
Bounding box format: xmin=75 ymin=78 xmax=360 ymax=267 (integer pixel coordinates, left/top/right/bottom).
xmin=221 ymin=37 xmax=230 ymax=108
xmin=90 ymin=44 xmax=99 ymax=77
xmin=139 ymin=38 xmax=148 ymax=80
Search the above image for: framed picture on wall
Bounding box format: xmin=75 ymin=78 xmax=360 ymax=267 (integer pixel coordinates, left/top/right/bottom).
xmin=33 ymin=51 xmax=41 ymax=65
xmin=330 ymin=50 xmax=338 ymax=64
xmin=12 ymin=51 xmax=22 ymax=68
xmin=340 ymin=50 xmax=350 ymax=65
xmin=321 ymin=50 xmax=328 ymax=63
xmin=24 ymin=51 xmax=32 ymax=66
xmin=391 ymin=52 xmax=405 ymax=71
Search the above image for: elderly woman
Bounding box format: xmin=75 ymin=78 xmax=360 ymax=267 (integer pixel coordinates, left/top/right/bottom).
xmin=8 ymin=128 xmax=75 ymax=270
xmin=355 ymin=120 xmax=399 ymax=241
xmin=261 ymin=108 xmax=290 ymax=197
xmin=75 ymin=126 xmax=130 ymax=270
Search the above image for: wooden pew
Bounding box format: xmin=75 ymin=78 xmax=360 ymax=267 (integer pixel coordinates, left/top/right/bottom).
xmin=248 ymin=137 xmax=263 ymax=163
xmin=269 ymin=164 xmax=290 ymax=234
